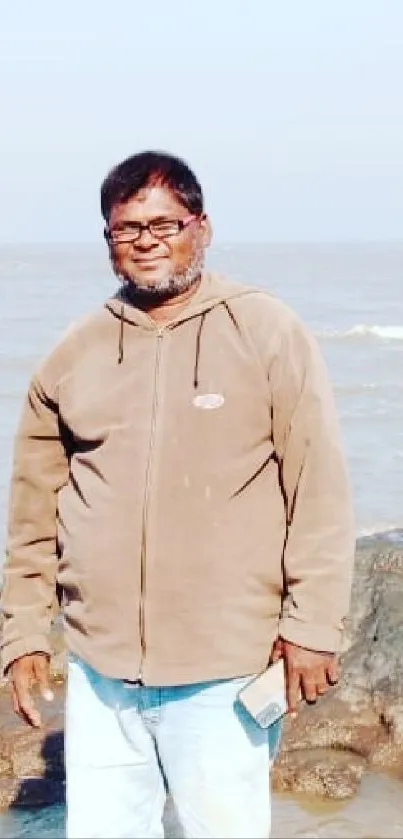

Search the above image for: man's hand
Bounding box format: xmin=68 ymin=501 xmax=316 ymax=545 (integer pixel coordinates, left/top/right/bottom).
xmin=9 ymin=653 xmax=54 ymax=727
xmin=270 ymin=637 xmax=339 ymax=715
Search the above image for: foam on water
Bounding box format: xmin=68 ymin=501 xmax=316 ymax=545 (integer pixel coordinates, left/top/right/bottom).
xmin=318 ymin=323 xmax=403 ymax=341
xmin=357 ymin=525 xmax=403 ymax=543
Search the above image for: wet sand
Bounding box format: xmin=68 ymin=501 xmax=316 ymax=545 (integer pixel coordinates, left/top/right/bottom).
xmin=271 ymin=773 xmax=403 ymax=838
xmin=165 ymin=772 xmax=403 ymax=838
xmin=0 ymin=772 xmax=402 ymax=837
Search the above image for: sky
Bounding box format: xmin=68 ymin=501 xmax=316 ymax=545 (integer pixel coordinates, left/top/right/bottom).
xmin=1 ymin=1 xmax=403 ymax=243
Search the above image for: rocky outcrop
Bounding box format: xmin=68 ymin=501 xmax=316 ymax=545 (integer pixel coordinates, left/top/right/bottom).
xmin=0 ymin=531 xmax=403 ymax=810
xmin=273 ymin=530 xmax=403 ymax=797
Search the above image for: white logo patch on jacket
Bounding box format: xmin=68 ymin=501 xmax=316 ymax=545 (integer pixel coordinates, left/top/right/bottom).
xmin=192 ymin=393 xmax=225 ymax=410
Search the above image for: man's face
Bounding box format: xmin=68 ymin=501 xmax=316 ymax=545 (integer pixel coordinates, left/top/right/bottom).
xmin=106 ymin=184 xmax=212 ymax=298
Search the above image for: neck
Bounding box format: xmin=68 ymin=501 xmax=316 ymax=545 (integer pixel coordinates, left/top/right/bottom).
xmin=122 ymin=277 xmax=202 ymax=324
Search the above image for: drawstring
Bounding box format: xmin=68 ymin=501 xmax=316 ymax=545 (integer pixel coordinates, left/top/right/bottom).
xmin=193 ymin=301 xmax=240 ymax=390
xmin=118 ymin=302 xmax=124 ymax=364
xmin=193 ymin=312 xmax=206 ymax=389
xmin=117 ymin=297 xmax=239 ymax=378
xmin=221 ymin=300 xmax=241 ymax=333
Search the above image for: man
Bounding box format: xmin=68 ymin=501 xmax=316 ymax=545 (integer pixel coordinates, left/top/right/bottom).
xmin=1 ymin=151 xmax=355 ymax=838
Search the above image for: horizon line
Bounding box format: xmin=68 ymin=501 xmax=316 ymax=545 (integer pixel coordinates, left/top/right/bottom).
xmin=1 ymin=238 xmax=403 ymax=248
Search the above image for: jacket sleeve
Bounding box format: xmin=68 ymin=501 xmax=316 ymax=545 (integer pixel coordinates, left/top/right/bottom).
xmin=1 ymin=371 xmax=69 ymax=674
xmin=270 ymin=314 xmax=355 ymax=653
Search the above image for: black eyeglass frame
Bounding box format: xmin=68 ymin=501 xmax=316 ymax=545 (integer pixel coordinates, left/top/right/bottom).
xmin=105 ymin=214 xmax=199 ymax=245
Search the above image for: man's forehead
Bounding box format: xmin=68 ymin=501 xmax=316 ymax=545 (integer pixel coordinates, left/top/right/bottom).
xmin=110 ymin=185 xmax=187 ymax=221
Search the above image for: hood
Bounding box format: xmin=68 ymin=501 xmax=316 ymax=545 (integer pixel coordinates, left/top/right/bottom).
xmin=104 ymin=272 xmax=259 ymax=377
xmin=105 ymin=272 xmax=257 ymax=329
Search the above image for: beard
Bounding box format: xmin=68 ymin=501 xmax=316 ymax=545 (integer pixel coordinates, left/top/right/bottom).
xmin=117 ymin=247 xmax=205 ymax=305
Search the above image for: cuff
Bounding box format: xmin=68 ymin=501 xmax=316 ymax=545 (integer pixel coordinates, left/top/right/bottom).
xmin=1 ymin=635 xmax=52 ymax=677
xmin=278 ymin=617 xmax=343 ymax=653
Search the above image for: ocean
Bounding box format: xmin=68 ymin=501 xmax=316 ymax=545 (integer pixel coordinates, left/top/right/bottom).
xmin=0 ymin=241 xmax=402 ymax=838
xmin=1 ymin=241 xmax=402 ymax=552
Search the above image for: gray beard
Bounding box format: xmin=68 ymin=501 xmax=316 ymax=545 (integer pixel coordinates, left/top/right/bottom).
xmin=119 ymin=249 xmax=204 ymax=302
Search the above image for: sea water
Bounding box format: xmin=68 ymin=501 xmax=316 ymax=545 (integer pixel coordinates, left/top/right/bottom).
xmin=1 ymin=241 xmax=402 ymax=837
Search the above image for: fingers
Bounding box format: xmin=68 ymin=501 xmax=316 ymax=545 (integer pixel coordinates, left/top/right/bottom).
xmin=10 ymin=654 xmax=52 ymax=728
xmin=301 ymin=673 xmax=329 ymax=702
xmin=11 ymin=682 xmax=20 ymax=716
xmin=284 ymin=658 xmax=302 ymax=715
xmin=301 ymin=674 xmax=320 ymax=703
xmin=269 ymin=638 xmax=284 ymax=664
xmin=34 ymin=655 xmax=54 ymax=702
xmin=280 ymin=640 xmax=340 ymax=717
xmin=326 ymin=657 xmax=340 ymax=686
xmin=301 ymin=659 xmax=338 ymax=703
xmin=316 ymin=678 xmax=330 ymax=696
xmin=13 ymin=669 xmax=42 ymax=727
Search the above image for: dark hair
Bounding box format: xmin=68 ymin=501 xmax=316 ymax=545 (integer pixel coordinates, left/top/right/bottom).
xmin=100 ymin=150 xmax=204 ymax=221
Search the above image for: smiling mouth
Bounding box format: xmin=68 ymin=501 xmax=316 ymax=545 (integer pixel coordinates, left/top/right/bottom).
xmin=134 ymin=256 xmax=166 ymax=265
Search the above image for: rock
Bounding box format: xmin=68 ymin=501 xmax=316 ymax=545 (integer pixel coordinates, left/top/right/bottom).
xmin=275 ymin=532 xmax=403 ymax=796
xmin=0 ymin=753 xmax=13 ymax=780
xmin=0 ymin=779 xmax=20 ymax=811
xmin=10 ymin=728 xmax=64 ymax=780
xmin=280 ymin=695 xmax=380 ymax=759
xmin=0 ymin=531 xmax=403 ymax=810
xmin=272 ymin=749 xmax=366 ymax=798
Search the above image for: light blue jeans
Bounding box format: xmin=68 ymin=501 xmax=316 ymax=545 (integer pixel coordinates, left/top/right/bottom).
xmin=65 ymin=655 xmax=282 ymax=839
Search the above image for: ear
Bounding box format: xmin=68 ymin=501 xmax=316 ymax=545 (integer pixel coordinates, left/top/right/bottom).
xmin=199 ymin=214 xmax=213 ymax=247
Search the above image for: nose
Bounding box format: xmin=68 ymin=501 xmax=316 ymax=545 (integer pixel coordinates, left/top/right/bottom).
xmin=134 ymin=229 xmax=158 ymax=248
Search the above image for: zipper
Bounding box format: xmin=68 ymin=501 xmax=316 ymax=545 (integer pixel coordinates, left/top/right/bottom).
xmin=138 ymin=327 xmax=165 ymax=680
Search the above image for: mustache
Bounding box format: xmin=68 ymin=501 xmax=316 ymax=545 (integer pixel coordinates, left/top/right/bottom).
xmin=115 ymin=248 xmax=205 ymax=302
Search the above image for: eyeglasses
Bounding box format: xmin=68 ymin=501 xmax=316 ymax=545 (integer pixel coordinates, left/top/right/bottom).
xmin=106 ymin=215 xmax=197 ymax=245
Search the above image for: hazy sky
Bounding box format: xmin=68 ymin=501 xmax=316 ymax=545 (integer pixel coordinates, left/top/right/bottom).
xmin=1 ymin=1 xmax=403 ymax=243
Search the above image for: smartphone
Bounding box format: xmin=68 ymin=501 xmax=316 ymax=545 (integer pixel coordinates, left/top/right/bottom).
xmin=237 ymin=658 xmax=299 ymax=728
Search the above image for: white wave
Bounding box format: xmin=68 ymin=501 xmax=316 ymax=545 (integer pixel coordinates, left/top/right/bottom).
xmin=317 ymin=324 xmax=403 ymax=341
xmin=334 ymin=383 xmax=379 ymax=394
xmin=358 ymin=524 xmax=403 ymax=542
